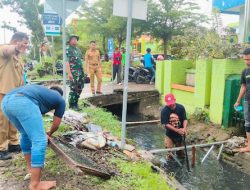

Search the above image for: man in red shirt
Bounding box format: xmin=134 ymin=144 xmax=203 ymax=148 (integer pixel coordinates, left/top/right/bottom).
xmin=112 ymin=47 xmax=122 ymax=85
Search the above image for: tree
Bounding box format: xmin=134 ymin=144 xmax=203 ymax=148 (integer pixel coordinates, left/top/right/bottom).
xmin=2 ymin=0 xmax=44 ymax=60
xmin=1 ymin=21 xmax=17 ymax=33
xmin=78 ymin=0 xmax=128 ymax=51
xmin=170 ymin=26 xmax=247 ymax=60
xmin=146 ymin=0 xmax=207 ymax=57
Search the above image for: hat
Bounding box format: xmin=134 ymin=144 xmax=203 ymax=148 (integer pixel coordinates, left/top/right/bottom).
xmin=68 ymin=35 xmax=79 ymax=43
xmin=165 ymin=93 xmax=176 ymax=106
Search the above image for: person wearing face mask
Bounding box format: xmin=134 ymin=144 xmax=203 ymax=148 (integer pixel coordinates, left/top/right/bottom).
xmin=0 ymin=32 xmax=29 ymax=160
xmin=161 ymin=93 xmax=188 ymax=158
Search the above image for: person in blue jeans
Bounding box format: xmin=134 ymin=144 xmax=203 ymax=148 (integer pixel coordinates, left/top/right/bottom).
xmin=1 ymin=85 xmax=66 ymax=190
xmin=143 ymin=48 xmax=155 ymax=84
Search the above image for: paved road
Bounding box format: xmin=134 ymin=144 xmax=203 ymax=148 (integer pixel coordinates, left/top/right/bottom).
xmin=76 ymin=81 xmax=156 ymax=99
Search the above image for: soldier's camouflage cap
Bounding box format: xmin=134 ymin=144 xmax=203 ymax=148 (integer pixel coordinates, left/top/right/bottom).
xmin=68 ymin=35 xmax=79 ymax=43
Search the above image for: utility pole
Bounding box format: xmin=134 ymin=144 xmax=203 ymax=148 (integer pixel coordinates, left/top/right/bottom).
xmin=62 ymin=0 xmax=67 ymax=100
xmin=121 ymin=0 xmax=133 ymax=149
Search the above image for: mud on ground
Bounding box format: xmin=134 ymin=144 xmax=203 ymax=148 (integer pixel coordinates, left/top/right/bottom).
xmin=0 ymin=145 xmax=124 ymax=190
xmin=188 ymin=120 xmax=250 ymax=175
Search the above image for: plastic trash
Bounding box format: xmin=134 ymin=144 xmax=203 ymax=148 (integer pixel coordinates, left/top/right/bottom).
xmin=107 ymin=140 xmax=117 ymax=147
xmin=86 ymin=123 xmax=102 ymax=133
xmin=235 ymin=106 xmax=243 ymax=112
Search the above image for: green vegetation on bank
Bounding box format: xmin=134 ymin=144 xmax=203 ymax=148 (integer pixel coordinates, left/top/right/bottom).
xmin=41 ymin=107 xmax=172 ymax=190
xmin=81 ymin=106 xmax=121 ymax=137
xmin=87 ymin=158 xmax=172 ymax=190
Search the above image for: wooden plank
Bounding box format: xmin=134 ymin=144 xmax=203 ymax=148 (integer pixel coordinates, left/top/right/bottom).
xmin=171 ymin=84 xmax=195 ymax=92
xmin=49 ymin=138 xmax=111 ymax=179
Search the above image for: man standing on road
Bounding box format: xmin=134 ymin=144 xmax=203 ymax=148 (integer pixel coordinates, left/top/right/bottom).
xmin=0 ymin=32 xmax=29 ymax=160
xmin=161 ymin=93 xmax=188 ymax=158
xmin=235 ymin=48 xmax=250 ymax=152
xmin=66 ymin=35 xmax=84 ymax=111
xmin=85 ymin=41 xmax=102 ymax=95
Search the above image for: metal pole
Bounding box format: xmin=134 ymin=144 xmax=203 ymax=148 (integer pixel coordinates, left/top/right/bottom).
xmin=62 ymin=0 xmax=67 ymax=100
xmin=121 ymin=0 xmax=133 ymax=149
xmin=169 ymin=152 xmax=182 ymax=167
xmin=51 ymin=36 xmax=56 ymax=78
xmin=217 ymin=144 xmax=224 ymax=160
xmin=183 ymin=135 xmax=190 ymax=172
xmin=149 ymin=140 xmax=228 ymax=154
xmin=201 ymin=145 xmax=214 ymax=163
xmin=191 ymin=146 xmax=196 ymax=168
xmin=243 ymin=0 xmax=250 ymax=42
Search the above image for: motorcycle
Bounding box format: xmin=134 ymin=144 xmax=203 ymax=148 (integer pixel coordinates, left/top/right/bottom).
xmin=128 ymin=66 xmax=154 ymax=84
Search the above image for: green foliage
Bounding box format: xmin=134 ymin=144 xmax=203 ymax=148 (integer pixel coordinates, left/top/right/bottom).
xmin=82 ymin=106 xmax=121 ymax=137
xmin=104 ymin=159 xmax=172 ymax=190
xmin=192 ymin=108 xmax=210 ymax=123
xmin=36 ymin=63 xmax=46 ymax=77
xmin=146 ymin=0 xmax=207 ymax=57
xmin=77 ymin=0 xmax=130 ymax=51
xmin=36 ymin=57 xmax=54 ymax=77
xmin=2 ymin=0 xmax=44 ymax=60
xmin=170 ymin=27 xmax=249 ymax=60
xmin=101 ymin=61 xmax=112 ymax=75
xmin=45 ymin=148 xmax=73 ymax=176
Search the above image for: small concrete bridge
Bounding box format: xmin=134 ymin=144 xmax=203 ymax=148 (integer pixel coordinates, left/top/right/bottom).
xmin=82 ymin=82 xmax=161 ymax=118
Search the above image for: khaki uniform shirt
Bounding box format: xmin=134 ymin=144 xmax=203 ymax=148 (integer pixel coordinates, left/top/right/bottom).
xmin=85 ymin=49 xmax=101 ymax=67
xmin=0 ymin=45 xmax=24 ymax=94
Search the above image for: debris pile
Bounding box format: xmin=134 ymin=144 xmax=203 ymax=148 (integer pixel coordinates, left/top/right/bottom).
xmin=224 ymin=136 xmax=247 ymax=154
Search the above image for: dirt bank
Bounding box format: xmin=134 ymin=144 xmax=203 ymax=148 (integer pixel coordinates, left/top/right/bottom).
xmin=187 ymin=120 xmax=250 ymax=175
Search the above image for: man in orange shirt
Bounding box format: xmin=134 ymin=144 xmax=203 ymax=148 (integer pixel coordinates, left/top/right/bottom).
xmin=85 ymin=41 xmax=102 ymax=95
xmin=0 ymin=32 xmax=29 ymax=160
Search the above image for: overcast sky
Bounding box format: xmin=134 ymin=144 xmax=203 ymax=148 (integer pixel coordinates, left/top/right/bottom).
xmin=0 ymin=0 xmax=239 ymax=44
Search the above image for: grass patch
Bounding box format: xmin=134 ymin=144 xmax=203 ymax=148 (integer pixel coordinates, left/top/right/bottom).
xmin=44 ymin=116 xmax=72 ymax=136
xmin=45 ymin=148 xmax=73 ymax=176
xmin=91 ymin=158 xmax=172 ymax=190
xmin=81 ymin=106 xmax=121 ymax=137
xmin=33 ymin=74 xmax=63 ymax=81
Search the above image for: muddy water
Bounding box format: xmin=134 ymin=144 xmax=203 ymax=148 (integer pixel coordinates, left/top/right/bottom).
xmin=127 ymin=124 xmax=250 ymax=190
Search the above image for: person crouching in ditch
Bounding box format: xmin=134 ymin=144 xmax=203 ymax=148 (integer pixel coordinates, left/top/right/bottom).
xmin=161 ymin=93 xmax=188 ymax=159
xmin=1 ymin=85 xmax=66 ymax=190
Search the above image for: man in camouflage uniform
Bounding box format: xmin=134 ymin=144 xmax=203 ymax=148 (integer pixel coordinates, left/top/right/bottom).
xmin=66 ymin=35 xmax=84 ymax=111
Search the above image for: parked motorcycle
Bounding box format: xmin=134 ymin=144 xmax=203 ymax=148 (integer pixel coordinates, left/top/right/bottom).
xmin=128 ymin=66 xmax=154 ymax=84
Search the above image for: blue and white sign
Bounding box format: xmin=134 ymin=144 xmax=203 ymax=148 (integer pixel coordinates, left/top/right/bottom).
xmin=108 ymin=38 xmax=114 ymax=57
xmin=44 ymin=24 xmax=61 ymax=36
xmin=42 ymin=13 xmax=62 ymax=25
